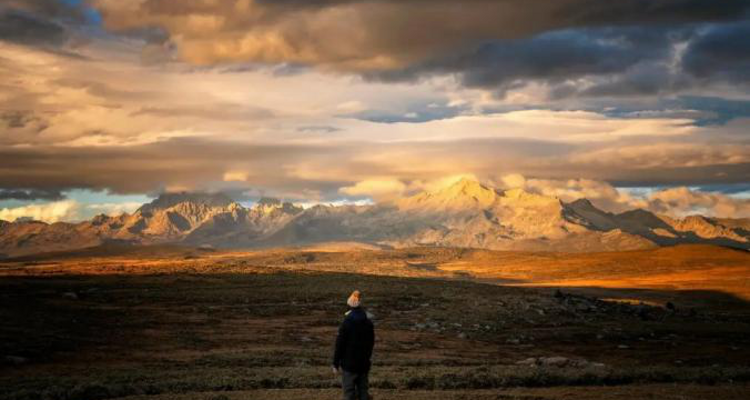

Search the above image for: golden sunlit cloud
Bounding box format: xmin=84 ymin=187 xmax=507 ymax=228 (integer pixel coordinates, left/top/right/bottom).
xmin=339 ymin=179 xmax=407 ymax=201
xmin=0 ymin=200 xmax=79 ymax=223
xmin=223 ymin=171 xmax=250 ymax=182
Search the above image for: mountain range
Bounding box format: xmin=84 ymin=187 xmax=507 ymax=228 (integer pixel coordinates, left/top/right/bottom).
xmin=1 ymin=178 xmax=748 ymax=258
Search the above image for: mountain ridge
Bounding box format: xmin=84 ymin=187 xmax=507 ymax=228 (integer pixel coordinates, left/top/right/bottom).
xmin=1 ymin=179 xmax=748 ymax=257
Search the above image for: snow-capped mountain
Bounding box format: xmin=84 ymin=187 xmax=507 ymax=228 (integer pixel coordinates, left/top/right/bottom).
xmin=1 ymin=179 xmax=747 ymax=257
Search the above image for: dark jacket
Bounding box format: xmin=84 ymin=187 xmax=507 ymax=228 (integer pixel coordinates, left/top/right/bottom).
xmin=332 ymin=307 xmax=375 ymax=373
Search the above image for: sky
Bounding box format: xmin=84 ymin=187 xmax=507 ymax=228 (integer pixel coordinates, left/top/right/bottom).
xmin=0 ymin=0 xmax=749 ymax=222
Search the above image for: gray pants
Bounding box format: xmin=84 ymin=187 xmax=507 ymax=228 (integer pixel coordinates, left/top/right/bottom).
xmin=341 ymin=369 xmax=370 ymax=400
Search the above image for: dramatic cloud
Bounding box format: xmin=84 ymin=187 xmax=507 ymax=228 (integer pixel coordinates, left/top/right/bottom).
xmin=0 ymin=200 xmax=79 ymax=223
xmin=0 ymin=0 xmax=748 ymax=219
xmin=0 ymin=199 xmax=142 ymax=223
xmin=494 ymin=174 xmax=750 ymax=218
xmin=2 ymin=0 xmax=87 ymax=20
xmin=682 ymin=22 xmax=750 ymax=84
xmin=375 ymin=26 xmax=689 ymax=94
xmin=0 ymin=0 xmax=91 ymax=52
xmin=565 ymin=143 xmax=750 ymax=171
xmin=0 ymin=134 xmax=747 ymax=205
xmin=387 ymin=22 xmax=750 ymax=99
xmin=90 ymin=0 xmax=750 ymax=70
xmin=0 ymin=189 xmax=64 ymax=201
xmin=86 ymin=0 xmax=750 ymax=99
xmin=0 ymin=8 xmax=68 ymax=47
xmin=646 ymin=187 xmax=750 ymax=218
xmin=495 ymin=174 xmax=644 ymax=213
xmin=332 ymin=173 xmax=750 ymax=219
xmin=0 ymin=38 xmax=746 ymax=204
xmin=339 ymin=179 xmax=407 ymax=201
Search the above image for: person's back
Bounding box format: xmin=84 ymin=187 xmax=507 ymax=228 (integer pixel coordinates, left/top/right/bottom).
xmin=332 ymin=290 xmax=375 ymax=400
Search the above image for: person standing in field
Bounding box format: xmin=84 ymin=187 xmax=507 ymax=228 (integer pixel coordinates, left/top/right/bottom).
xmin=332 ymin=290 xmax=375 ymax=400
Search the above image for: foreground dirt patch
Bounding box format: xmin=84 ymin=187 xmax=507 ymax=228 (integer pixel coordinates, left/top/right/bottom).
xmin=116 ymin=385 xmax=750 ymax=400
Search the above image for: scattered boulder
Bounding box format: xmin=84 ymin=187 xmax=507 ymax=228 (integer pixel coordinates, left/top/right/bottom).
xmin=516 ymin=357 xmax=537 ymax=366
xmin=3 ymin=355 xmax=28 ymax=365
xmin=541 ymin=356 xmax=569 ymax=367
xmin=636 ymin=306 xmax=652 ymax=320
xmin=62 ymin=291 xmax=78 ymax=300
xmin=516 ymin=356 xmax=606 ymax=368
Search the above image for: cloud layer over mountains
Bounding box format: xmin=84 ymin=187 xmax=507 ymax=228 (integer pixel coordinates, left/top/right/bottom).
xmin=3 ymin=175 xmax=748 ymax=224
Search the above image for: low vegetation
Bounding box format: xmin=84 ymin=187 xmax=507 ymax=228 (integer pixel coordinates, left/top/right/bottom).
xmin=1 ymin=245 xmax=749 ymax=399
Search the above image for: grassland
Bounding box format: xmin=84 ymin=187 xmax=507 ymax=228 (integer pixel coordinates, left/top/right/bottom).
xmin=1 ymin=244 xmax=749 ymax=399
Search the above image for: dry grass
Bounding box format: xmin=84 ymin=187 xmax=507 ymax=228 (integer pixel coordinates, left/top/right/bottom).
xmin=1 ymin=244 xmax=749 ymax=399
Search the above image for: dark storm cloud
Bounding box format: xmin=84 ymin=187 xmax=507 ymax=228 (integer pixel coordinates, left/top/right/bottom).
xmin=373 ymin=26 xmax=688 ymax=93
xmin=567 ymin=22 xmax=750 ymax=99
xmin=0 ymin=188 xmax=64 ymax=201
xmin=0 ymin=0 xmax=91 ymax=48
xmin=585 ymin=96 xmax=750 ymax=126
xmin=575 ymin=64 xmax=680 ymax=98
xmin=261 ymin=0 xmax=750 ymax=23
xmin=85 ymin=0 xmax=750 ymax=98
xmin=91 ymin=0 xmax=750 ymax=66
xmin=556 ymin=0 xmax=750 ymax=25
xmin=682 ymin=22 xmax=750 ymax=83
xmin=369 ymin=20 xmax=750 ymax=99
xmin=2 ymin=0 xmax=86 ymax=21
xmin=436 ymin=20 xmax=750 ymax=99
xmin=0 ymin=8 xmax=68 ymax=47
